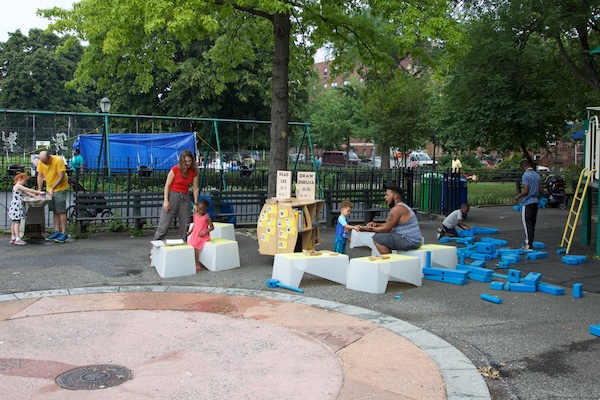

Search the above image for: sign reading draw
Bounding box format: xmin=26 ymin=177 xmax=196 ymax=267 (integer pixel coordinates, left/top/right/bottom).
xmin=2 ymin=131 xmax=18 ymax=152
xmin=296 ymin=172 xmax=316 ymax=201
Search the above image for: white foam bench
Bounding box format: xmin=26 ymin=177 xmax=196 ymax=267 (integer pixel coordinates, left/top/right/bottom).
xmin=403 ymin=244 xmax=457 ymax=270
xmin=211 ymin=222 xmax=236 ymax=241
xmin=346 ymin=254 xmax=422 ymax=294
xmin=151 ymin=244 xmax=196 ymax=278
xmin=272 ymin=251 xmax=350 ymax=288
xmin=350 ymin=230 xmax=425 ymax=256
xmin=199 ymin=237 xmax=241 ymax=272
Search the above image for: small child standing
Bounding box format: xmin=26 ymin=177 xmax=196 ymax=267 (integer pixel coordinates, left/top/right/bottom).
xmin=335 ymin=200 xmax=359 ymax=254
xmin=186 ymin=199 xmax=214 ymax=270
xmin=9 ymin=173 xmax=45 ymax=245
xmin=437 ymin=203 xmax=471 ymax=239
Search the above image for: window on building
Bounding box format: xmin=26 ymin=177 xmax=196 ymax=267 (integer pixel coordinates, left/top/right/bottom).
xmin=331 ymin=82 xmax=338 ymax=87
xmin=343 ymin=80 xmax=350 ymax=86
xmin=323 ymin=67 xmax=328 ymax=77
xmin=323 ymin=83 xmax=328 ymax=88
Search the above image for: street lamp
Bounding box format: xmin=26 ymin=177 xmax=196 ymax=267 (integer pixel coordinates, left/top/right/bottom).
xmin=99 ymin=97 xmax=112 ymax=192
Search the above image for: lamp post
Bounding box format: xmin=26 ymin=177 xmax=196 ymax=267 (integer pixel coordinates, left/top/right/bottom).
xmin=100 ymin=98 xmax=112 ymax=192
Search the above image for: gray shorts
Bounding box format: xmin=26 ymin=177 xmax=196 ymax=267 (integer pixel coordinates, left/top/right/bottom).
xmin=373 ymin=232 xmax=421 ymax=251
xmin=48 ymin=190 xmax=68 ymax=214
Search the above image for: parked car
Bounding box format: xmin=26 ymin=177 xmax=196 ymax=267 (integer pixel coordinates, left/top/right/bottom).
xmin=288 ymin=153 xmax=306 ymax=163
xmin=361 ymin=156 xmax=381 ymax=168
xmin=322 ymin=151 xmax=361 ymax=166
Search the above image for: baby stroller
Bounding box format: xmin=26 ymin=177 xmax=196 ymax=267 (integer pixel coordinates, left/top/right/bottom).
xmin=66 ymin=176 xmax=113 ymax=223
xmin=544 ymin=175 xmax=567 ymax=209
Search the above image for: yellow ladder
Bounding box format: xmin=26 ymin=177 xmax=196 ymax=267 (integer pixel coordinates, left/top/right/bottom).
xmin=561 ymin=168 xmax=596 ymax=253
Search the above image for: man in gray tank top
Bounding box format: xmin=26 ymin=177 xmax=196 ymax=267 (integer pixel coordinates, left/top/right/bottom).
xmin=359 ymin=185 xmax=422 ymax=254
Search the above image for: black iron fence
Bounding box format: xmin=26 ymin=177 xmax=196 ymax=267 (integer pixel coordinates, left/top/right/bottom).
xmin=0 ymin=163 xmax=522 ymax=230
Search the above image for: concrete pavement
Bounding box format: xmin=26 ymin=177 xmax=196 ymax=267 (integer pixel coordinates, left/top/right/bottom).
xmin=0 ymin=204 xmax=599 ymax=399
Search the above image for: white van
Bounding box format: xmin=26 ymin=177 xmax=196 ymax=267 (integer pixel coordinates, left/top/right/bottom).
xmin=391 ymin=150 xmax=435 ymax=168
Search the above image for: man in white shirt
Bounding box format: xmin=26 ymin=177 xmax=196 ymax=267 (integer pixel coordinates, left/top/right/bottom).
xmin=451 ymin=156 xmax=462 ymax=173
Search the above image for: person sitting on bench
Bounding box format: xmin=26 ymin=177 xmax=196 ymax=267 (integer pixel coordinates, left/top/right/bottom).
xmin=358 ymin=185 xmax=422 ymax=254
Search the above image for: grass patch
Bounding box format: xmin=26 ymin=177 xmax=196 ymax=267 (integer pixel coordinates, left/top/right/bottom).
xmin=468 ymin=182 xmax=516 ymax=206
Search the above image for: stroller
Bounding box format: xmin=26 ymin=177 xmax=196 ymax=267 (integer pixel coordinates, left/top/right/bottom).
xmin=544 ymin=175 xmax=567 ymax=209
xmin=66 ymin=176 xmax=113 ymax=223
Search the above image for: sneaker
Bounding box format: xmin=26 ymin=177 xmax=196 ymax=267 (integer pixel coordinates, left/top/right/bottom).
xmin=45 ymin=231 xmax=60 ymax=241
xmin=10 ymin=239 xmax=15 ymax=244
xmin=54 ymin=233 xmax=68 ymax=243
xmin=436 ymin=228 xmax=443 ymax=240
xmin=13 ymin=239 xmax=27 ymax=246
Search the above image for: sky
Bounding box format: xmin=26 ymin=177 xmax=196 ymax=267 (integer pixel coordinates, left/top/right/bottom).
xmin=0 ymin=0 xmax=75 ymax=42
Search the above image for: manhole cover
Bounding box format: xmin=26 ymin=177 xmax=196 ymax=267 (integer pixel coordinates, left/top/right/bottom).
xmin=55 ymin=364 xmax=132 ymax=390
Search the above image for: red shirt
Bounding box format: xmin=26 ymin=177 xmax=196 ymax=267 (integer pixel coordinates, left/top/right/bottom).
xmin=169 ymin=165 xmax=197 ymax=193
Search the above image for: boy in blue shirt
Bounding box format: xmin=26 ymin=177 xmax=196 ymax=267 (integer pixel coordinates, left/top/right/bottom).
xmin=335 ymin=200 xmax=359 ymax=254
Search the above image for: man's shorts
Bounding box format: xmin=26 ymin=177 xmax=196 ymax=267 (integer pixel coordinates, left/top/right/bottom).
xmin=373 ymin=232 xmax=421 ymax=251
xmin=48 ymin=190 xmax=68 ymax=214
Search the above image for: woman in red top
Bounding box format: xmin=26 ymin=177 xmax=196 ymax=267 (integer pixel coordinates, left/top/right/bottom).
xmin=153 ymin=150 xmax=199 ymax=241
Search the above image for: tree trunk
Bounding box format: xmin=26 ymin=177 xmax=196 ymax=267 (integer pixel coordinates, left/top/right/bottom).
xmin=268 ymin=13 xmax=291 ymax=198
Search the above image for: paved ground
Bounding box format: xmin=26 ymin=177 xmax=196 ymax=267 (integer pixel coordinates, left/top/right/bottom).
xmin=0 ymin=204 xmax=599 ymax=399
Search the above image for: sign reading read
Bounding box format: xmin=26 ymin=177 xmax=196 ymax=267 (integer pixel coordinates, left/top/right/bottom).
xmin=276 ymin=170 xmax=292 ymax=199
xmin=296 ymin=171 xmax=316 ymax=200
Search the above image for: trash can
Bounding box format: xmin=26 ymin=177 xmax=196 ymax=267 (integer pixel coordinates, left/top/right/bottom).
xmin=420 ymin=173 xmax=442 ymax=213
xmin=6 ymin=164 xmax=25 ymax=178
xmin=441 ymin=176 xmax=468 ymax=214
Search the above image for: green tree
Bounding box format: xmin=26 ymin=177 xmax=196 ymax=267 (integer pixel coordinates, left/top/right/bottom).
xmin=431 ymin=16 xmax=591 ymax=162
xmin=43 ymin=0 xmax=458 ymax=196
xmin=0 ymin=29 xmax=95 ymax=112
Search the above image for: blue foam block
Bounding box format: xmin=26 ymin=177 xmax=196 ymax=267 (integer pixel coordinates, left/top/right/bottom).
xmin=591 ymin=325 xmax=600 ymax=337
xmin=507 ymin=269 xmax=521 ymax=283
xmin=573 ymin=283 xmax=583 ymax=298
xmin=481 ymin=293 xmax=502 ymax=304
xmin=456 ymin=264 xmax=493 ymax=277
xmin=556 ymin=248 xmax=567 ymax=254
xmin=458 ymin=229 xmax=474 ymax=237
xmin=526 ymin=251 xmax=548 ymax=260
xmin=497 ymin=262 xmax=510 ymax=269
xmin=469 ymin=274 xmax=492 ymax=283
xmin=492 ymin=273 xmax=508 ymax=280
xmin=440 ymin=237 xmax=451 ymax=243
xmin=510 ymin=283 xmax=536 ymax=292
xmin=504 ymin=282 xmax=511 ymax=291
xmin=537 ymin=282 xmax=564 ymax=295
xmin=474 ymin=242 xmax=496 ymax=254
xmin=423 ymin=267 xmax=469 ymax=278
xmin=490 ymin=281 xmax=504 ymax=290
xmin=562 ymin=256 xmax=579 ymax=265
xmin=470 ymin=260 xmax=486 ymax=268
xmin=423 ymin=275 xmax=468 ymax=285
xmin=481 ymin=237 xmax=507 ymax=245
xmin=523 ymin=272 xmax=542 ymax=286
xmin=531 ymin=242 xmax=546 ymax=249
xmin=473 ymin=226 xmax=499 ymax=235
xmin=501 ymin=255 xmax=518 ymax=264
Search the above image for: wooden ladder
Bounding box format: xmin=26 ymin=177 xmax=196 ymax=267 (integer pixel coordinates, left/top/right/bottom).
xmin=560 ymin=168 xmax=596 ymax=253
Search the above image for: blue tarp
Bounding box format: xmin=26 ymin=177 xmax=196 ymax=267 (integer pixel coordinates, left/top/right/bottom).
xmin=73 ymin=132 xmax=195 ymax=171
xmin=571 ymin=130 xmax=585 ymax=140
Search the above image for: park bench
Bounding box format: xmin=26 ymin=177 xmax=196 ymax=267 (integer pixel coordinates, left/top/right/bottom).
xmin=71 ymin=191 xmax=164 ymax=233
xmin=209 ymin=189 xmax=267 ymax=226
xmin=323 ymin=188 xmax=389 ymax=227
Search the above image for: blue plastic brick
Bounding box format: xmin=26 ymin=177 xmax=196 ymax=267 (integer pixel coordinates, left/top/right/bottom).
xmin=504 ymin=282 xmax=511 ymax=291
xmin=497 ymin=262 xmax=510 ymax=269
xmin=440 ymin=237 xmax=451 ymax=243
xmin=507 ymin=269 xmax=521 ymax=283
xmin=501 ymin=255 xmax=518 ymax=264
xmin=457 ymin=229 xmax=474 ymax=237
xmin=456 ymin=264 xmax=493 ymax=277
xmin=470 ymin=260 xmax=486 ymax=268
xmin=537 ymin=282 xmax=564 ymax=296
xmin=459 ymin=253 xmax=466 ymax=264
xmin=423 ymin=267 xmax=469 ymax=278
xmin=523 ymin=272 xmax=542 ymax=286
xmin=490 ymin=281 xmax=504 ymax=290
xmin=481 ymin=293 xmax=502 ymax=304
xmin=475 ymin=242 xmax=496 ymax=254
xmin=469 ymin=274 xmax=492 ymax=283
xmin=556 ymin=248 xmax=567 ymax=254
xmin=492 ymin=273 xmax=508 ymax=280
xmin=531 ymin=242 xmax=546 ymax=249
xmin=470 ymin=252 xmax=491 ymax=261
xmin=510 ymin=283 xmax=536 ymax=292
xmin=591 ymin=325 xmax=600 ymax=337
xmin=423 ymin=275 xmax=468 ymax=285
xmin=573 ymin=283 xmax=583 ymax=298
xmin=574 ymin=255 xmax=587 ymax=263
xmin=481 ymin=237 xmax=507 ymax=245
